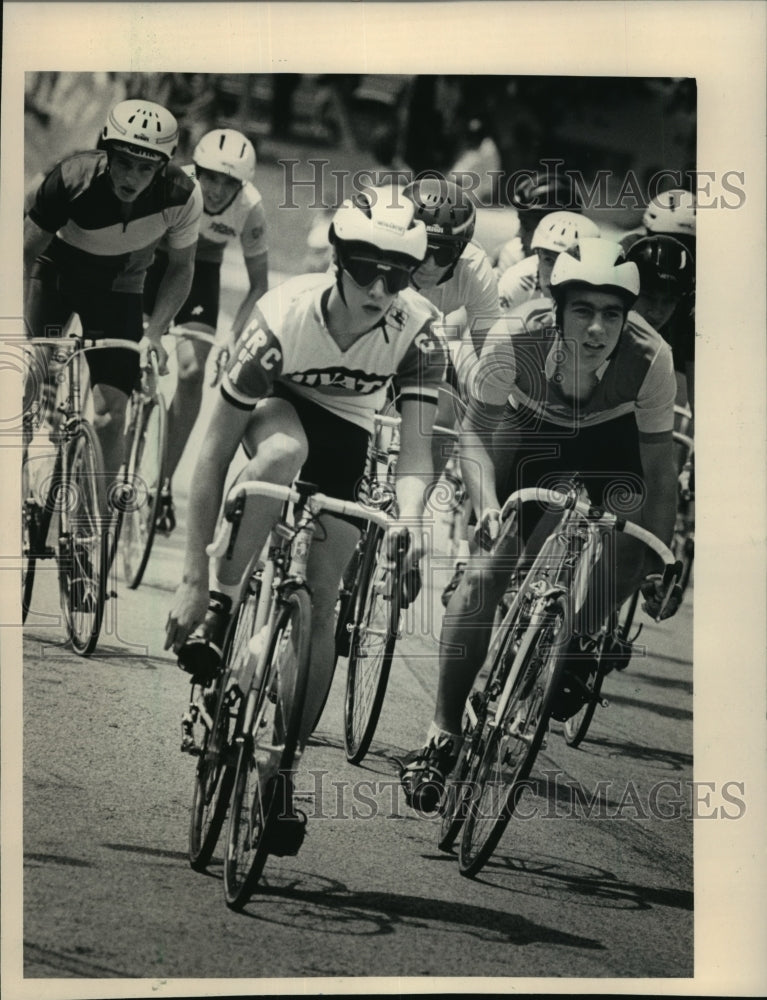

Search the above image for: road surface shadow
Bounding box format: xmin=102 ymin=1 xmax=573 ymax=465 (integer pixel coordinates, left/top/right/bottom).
xmin=446 ymin=852 xmax=693 ymax=914
xmin=25 ymin=852 xmax=94 ymax=868
xmin=24 ymin=939 xmax=131 ymax=978
xmin=574 ymin=736 xmax=692 ymax=770
xmin=231 ymin=871 xmax=606 ymax=951
xmin=598 ymin=692 xmax=692 ymax=722
xmin=627 ymin=670 xmax=693 ymax=694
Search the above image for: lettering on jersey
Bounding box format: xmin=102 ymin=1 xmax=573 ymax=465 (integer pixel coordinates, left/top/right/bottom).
xmin=251 ymin=224 xmax=264 ymax=241
xmin=209 ymin=221 xmax=237 ymax=238
xmin=414 ymin=330 xmax=435 ymax=354
xmin=228 ymin=325 xmax=282 ymax=381
xmin=289 ymin=368 xmax=389 ymax=394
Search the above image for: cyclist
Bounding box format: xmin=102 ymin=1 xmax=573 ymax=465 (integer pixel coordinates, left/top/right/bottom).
xmin=498 ymin=210 xmax=600 ymax=313
xmin=143 ymin=128 xmax=269 ymax=532
xmin=23 ymin=99 xmax=203 ymax=487
xmin=164 ymin=186 xmax=448 ymax=851
xmin=401 ymin=177 xmax=501 ymax=598
xmin=400 ymin=238 xmax=681 ymax=812
xmin=494 ymin=171 xmax=584 ymax=278
xmin=641 ymin=188 xmax=696 ymax=260
xmin=628 ymin=188 xmax=697 ymax=414
xmin=624 ymin=233 xmax=695 ymax=408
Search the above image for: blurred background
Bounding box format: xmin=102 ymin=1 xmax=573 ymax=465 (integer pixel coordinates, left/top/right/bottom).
xmin=24 ymin=71 xmax=696 ymax=272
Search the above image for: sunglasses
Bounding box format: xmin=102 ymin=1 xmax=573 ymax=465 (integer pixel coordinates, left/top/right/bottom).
xmin=425 ymin=240 xmax=467 ymax=268
xmin=342 ymin=255 xmax=413 ymax=294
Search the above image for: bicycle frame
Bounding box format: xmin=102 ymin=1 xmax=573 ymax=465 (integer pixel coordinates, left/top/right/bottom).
xmin=206 ymin=479 xmax=394 ymax=742
xmin=471 ymin=482 xmax=682 ymax=737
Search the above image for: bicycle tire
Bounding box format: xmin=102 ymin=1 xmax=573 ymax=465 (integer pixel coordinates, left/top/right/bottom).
xmin=562 ymin=654 xmax=606 ymax=748
xmin=58 ymin=422 xmax=108 ymax=657
xmin=459 ymin=596 xmax=569 ymax=878
xmin=120 ymin=393 xmax=168 ymax=590
xmin=189 ymin=579 xmax=259 ymax=871
xmin=224 ymin=587 xmax=312 ymax=910
xmin=437 ymin=727 xmax=482 ymax=852
xmin=343 ymin=526 xmax=399 ymax=765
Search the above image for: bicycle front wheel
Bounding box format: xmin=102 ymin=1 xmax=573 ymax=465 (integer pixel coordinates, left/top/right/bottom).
xmin=58 ymin=422 xmax=108 ymax=656
xmin=189 ymin=577 xmax=259 ymax=871
xmin=120 ymin=393 xmax=167 ymax=589
xmin=459 ymin=596 xmax=569 ymax=878
xmin=224 ymin=587 xmax=312 ymax=910
xmin=343 ymin=527 xmax=399 ymax=765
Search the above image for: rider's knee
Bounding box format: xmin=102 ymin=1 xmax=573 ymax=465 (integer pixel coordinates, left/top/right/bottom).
xmin=249 ymin=434 xmax=308 ymax=484
xmin=91 ymin=387 xmax=127 ymax=431
xmin=176 ymin=357 xmax=205 ymax=388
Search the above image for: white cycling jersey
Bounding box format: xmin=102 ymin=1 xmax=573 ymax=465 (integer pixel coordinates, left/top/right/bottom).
xmin=182 ymin=164 xmax=267 ymax=264
xmin=497 ymin=254 xmax=542 ymax=313
xmin=222 ymin=272 xmax=449 ymax=433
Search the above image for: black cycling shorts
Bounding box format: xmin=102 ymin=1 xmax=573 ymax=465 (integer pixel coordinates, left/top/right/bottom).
xmin=490 ymin=408 xmax=647 ymax=539
xmin=26 ymin=260 xmax=143 ymax=395
xmin=144 ymin=250 xmax=221 ymax=330
xmin=250 ymin=383 xmax=372 ymax=530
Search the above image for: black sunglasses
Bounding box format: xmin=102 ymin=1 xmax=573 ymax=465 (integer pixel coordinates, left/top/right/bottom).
xmin=425 ymin=240 xmax=467 ymax=267
xmin=342 ymin=255 xmax=412 ymax=294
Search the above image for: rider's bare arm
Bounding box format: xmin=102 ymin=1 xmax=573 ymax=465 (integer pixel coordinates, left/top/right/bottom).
xmin=230 ymin=251 xmax=268 ymax=341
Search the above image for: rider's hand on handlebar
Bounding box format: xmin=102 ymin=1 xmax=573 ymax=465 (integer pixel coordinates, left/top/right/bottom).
xmin=211 ymin=334 xmax=236 ymax=386
xmin=141 ymin=334 xmax=169 ymax=376
xmin=474 ymin=506 xmax=502 ymax=551
xmin=383 ymin=523 xmax=423 ymax=609
xmin=640 ymin=573 xmax=683 ymax=621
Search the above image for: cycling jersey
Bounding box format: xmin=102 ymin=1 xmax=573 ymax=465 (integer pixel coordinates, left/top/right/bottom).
xmin=468 ymin=297 xmax=676 ymax=441
xmin=413 ymin=241 xmax=500 ymax=342
xmin=221 ymin=272 xmax=448 ymax=433
xmin=497 ymin=254 xmax=541 ymax=312
xmin=28 ymin=150 xmax=202 ymax=293
xmin=494 ymin=235 xmax=526 ymax=277
xmin=181 ymin=166 xmax=268 ymax=264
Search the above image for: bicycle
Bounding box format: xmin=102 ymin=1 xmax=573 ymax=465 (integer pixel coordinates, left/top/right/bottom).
xmin=334 ymin=412 xmax=403 ymax=765
xmin=21 ymin=334 xmax=140 ymax=654
xmin=436 ymin=478 xmax=681 ymax=878
xmin=560 ymin=427 xmax=694 ymax=750
xmin=188 ymin=477 xmax=394 ymax=909
xmin=115 ymin=324 xmax=217 ymax=590
xmin=336 ymin=411 xmax=459 ymax=765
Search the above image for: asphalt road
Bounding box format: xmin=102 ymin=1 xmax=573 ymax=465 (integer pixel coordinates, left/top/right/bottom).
xmin=20 ymin=456 xmax=694 ymax=984
xmin=17 ymin=256 xmax=694 ymax=987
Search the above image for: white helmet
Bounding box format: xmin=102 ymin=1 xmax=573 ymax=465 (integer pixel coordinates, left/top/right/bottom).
xmin=642 ymin=189 xmax=696 ymax=237
xmin=531 ymin=211 xmax=600 ymax=253
xmin=102 ymin=100 xmax=179 ymax=162
xmin=329 ymin=186 xmax=427 ymax=267
xmin=193 ymin=129 xmax=256 ymax=183
xmin=550 ymin=238 xmax=640 ymax=304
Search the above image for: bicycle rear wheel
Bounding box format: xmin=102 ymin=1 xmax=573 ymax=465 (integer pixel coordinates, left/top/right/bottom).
xmin=189 ymin=576 xmax=259 ymax=870
xmin=562 ymin=652 xmax=606 ymax=748
xmin=120 ymin=393 xmax=167 ymax=589
xmin=58 ymin=422 xmax=108 ymax=656
xmin=459 ymin=596 xmax=569 ymax=878
xmin=224 ymin=587 xmax=312 ymax=910
xmin=343 ymin=526 xmax=399 ymax=765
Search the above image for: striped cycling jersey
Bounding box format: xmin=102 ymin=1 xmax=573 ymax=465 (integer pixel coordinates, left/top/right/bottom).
xmin=414 ymin=241 xmax=500 ymax=341
xmin=175 ymin=165 xmax=267 ymax=264
xmin=221 ymin=272 xmax=449 ymax=433
xmin=497 ymin=254 xmax=542 ymax=313
xmin=468 ymin=297 xmax=677 ymax=440
xmin=28 ymin=150 xmax=203 ymax=293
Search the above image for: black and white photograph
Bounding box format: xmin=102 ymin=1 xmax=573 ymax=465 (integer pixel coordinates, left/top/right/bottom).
xmin=2 ymin=2 xmax=765 ymax=997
